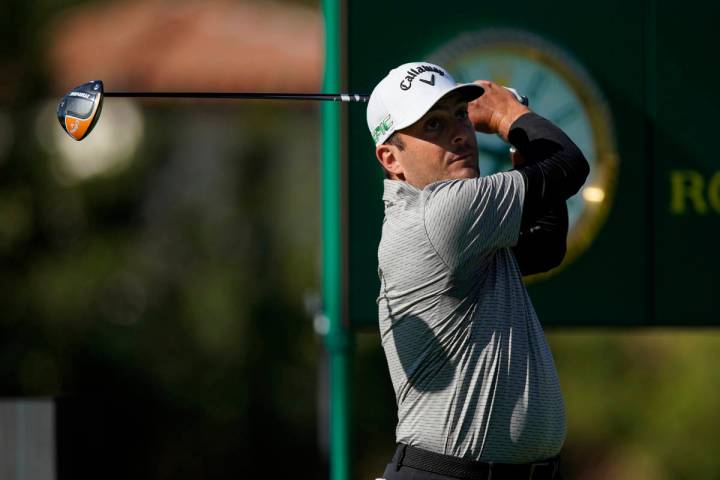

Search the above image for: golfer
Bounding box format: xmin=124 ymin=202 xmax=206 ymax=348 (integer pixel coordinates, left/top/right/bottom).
xmin=369 ymin=62 xmax=589 ymax=480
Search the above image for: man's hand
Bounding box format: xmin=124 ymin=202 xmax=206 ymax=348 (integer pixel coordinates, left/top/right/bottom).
xmin=468 ymin=80 xmax=531 ymax=142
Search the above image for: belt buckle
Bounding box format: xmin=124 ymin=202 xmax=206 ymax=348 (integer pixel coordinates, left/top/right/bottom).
xmin=528 ymin=461 xmax=552 ymax=479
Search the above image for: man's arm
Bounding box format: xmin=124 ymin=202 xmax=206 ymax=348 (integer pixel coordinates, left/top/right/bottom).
xmin=468 ymin=81 xmax=588 ymax=274
xmin=509 ymin=146 xmax=570 ymax=276
xmin=508 ymin=112 xmax=589 ymax=224
xmin=507 ymin=113 xmax=586 ymax=273
xmin=423 ymin=172 xmax=525 ymax=271
xmin=468 ymin=81 xmax=589 ymax=222
xmin=512 ymin=201 xmax=568 ymax=275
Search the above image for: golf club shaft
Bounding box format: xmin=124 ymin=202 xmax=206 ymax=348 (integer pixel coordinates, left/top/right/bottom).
xmin=104 ymin=92 xmax=369 ymax=102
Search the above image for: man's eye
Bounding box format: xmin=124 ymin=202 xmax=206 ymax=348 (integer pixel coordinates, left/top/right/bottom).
xmin=456 ymin=108 xmax=468 ymax=120
xmin=426 ymin=118 xmax=442 ymax=130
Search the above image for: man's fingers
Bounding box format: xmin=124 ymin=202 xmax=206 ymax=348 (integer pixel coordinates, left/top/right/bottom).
xmin=467 ymin=80 xmax=531 ymax=139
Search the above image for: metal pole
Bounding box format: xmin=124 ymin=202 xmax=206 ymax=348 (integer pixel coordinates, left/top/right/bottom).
xmin=321 ymin=0 xmax=351 ymax=479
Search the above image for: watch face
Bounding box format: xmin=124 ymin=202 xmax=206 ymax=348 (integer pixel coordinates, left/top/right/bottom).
xmin=429 ymin=29 xmax=619 ymax=279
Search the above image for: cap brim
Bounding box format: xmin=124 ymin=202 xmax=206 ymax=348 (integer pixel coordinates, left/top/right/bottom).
xmin=453 ymin=83 xmax=485 ymax=102
xmin=393 ymin=82 xmax=484 ymax=133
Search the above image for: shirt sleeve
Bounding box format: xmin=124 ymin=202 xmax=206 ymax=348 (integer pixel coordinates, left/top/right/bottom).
xmin=512 ymin=200 xmax=568 ymax=276
xmin=509 ymin=112 xmax=590 ymax=224
xmin=423 ymin=170 xmax=525 ymax=271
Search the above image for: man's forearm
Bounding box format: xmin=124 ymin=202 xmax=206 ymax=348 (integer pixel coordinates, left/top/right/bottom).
xmin=509 ymin=112 xmax=589 ymax=225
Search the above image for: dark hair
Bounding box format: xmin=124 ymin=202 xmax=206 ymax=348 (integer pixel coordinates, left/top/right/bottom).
xmin=384 ymin=132 xmax=405 ymax=150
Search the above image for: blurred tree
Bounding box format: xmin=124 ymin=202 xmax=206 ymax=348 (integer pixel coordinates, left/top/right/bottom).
xmin=0 ymin=0 xmax=326 ymax=471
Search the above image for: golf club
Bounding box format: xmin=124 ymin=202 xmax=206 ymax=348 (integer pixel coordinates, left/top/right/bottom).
xmin=57 ymin=81 xmax=528 ymax=142
xmin=57 ymin=80 xmax=370 ymax=141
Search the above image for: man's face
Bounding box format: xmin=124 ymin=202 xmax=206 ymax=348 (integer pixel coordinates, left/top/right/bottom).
xmin=377 ymin=91 xmax=479 ymax=189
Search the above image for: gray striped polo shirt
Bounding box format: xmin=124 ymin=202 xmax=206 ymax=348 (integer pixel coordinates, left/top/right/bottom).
xmin=377 ymin=171 xmax=565 ymax=463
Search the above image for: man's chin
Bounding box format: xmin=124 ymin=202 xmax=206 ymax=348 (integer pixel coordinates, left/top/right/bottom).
xmin=452 ymin=165 xmax=479 ymax=179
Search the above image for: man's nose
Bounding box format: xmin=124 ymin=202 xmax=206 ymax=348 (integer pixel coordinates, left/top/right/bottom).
xmin=452 ymin=119 xmax=473 ymax=144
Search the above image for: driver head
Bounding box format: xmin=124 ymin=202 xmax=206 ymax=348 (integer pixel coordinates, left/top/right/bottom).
xmin=57 ymin=80 xmax=104 ymax=141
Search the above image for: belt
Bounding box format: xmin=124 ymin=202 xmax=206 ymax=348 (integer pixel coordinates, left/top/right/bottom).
xmin=393 ymin=443 xmax=560 ymax=480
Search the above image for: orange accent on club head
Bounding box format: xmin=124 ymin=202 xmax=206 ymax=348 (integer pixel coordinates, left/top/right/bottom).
xmin=65 ymin=115 xmax=93 ymax=141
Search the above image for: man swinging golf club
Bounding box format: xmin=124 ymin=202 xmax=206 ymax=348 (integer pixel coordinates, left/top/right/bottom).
xmin=370 ymin=62 xmax=589 ymax=480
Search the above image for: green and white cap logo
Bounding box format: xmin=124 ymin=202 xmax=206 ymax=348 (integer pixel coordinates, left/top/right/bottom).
xmin=371 ymin=114 xmax=394 ymax=144
xmin=366 ymin=61 xmax=484 ymax=145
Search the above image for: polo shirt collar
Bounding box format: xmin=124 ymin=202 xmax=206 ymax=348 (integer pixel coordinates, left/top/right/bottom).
xmin=382 ymin=179 xmax=421 ymax=203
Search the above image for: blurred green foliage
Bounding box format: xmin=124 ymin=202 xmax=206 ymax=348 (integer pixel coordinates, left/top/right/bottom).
xmin=2 ymin=0 xmax=327 ymax=476
xmin=1 ymin=100 xmax=324 ymax=477
xmin=553 ymin=331 xmax=720 ymax=479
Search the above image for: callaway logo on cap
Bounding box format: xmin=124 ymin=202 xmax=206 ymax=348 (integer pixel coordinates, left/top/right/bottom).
xmin=366 ymin=62 xmax=484 ymax=145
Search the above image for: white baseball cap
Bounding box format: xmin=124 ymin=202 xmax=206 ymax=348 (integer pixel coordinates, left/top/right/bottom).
xmin=367 ymin=62 xmax=484 ymax=145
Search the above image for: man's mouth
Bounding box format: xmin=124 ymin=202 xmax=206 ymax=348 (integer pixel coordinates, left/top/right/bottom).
xmin=450 ymin=152 xmax=476 ymax=165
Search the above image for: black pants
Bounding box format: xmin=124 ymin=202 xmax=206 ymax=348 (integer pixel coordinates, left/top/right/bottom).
xmin=381 ymin=462 xmax=564 ymax=480
xmin=381 ymin=461 xmax=465 ymax=479
xmin=380 ymin=445 xmax=564 ymax=480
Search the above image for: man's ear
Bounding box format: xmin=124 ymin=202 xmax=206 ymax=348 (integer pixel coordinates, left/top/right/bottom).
xmin=376 ymin=144 xmax=404 ymax=179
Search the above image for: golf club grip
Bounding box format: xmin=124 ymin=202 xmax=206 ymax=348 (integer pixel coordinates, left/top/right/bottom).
xmin=103 ymin=92 xmax=369 ymax=102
